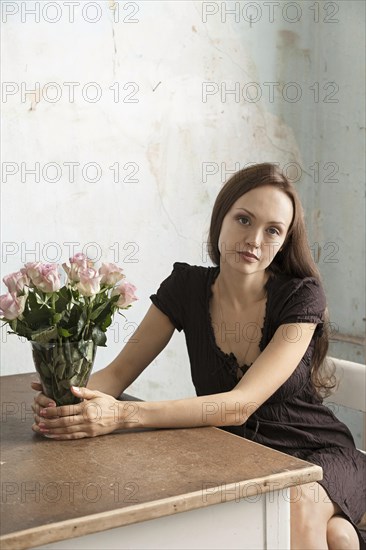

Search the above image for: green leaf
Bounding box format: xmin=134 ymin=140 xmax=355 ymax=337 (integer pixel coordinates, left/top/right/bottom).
xmin=91 ymin=326 xmax=107 ymax=346
xmin=90 ymin=301 xmax=110 ymax=321
xmin=55 ymin=286 xmax=72 ymax=313
xmin=59 ymin=374 xmax=82 ymax=389
xmin=77 ymin=340 xmax=95 ymax=361
xmin=22 ymin=292 xmax=52 ymax=329
xmin=59 ymin=378 xmax=72 ymax=390
xmin=31 ymin=325 xmax=58 ymax=343
xmin=27 ymin=291 xmax=38 ymax=309
xmin=57 ymin=327 xmax=73 ymax=338
xmin=23 ymin=307 xmax=52 ymax=326
xmin=54 ymin=355 xmax=67 ymax=379
xmin=11 ymin=318 xmax=32 ymax=339
xmin=37 ymin=361 xmax=53 ymax=379
xmin=101 ymin=312 xmax=113 ymax=331
xmin=77 ymin=309 xmax=87 ymax=336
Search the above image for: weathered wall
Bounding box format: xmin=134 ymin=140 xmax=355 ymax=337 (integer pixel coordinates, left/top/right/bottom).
xmin=1 ymin=2 xmax=365 ymax=421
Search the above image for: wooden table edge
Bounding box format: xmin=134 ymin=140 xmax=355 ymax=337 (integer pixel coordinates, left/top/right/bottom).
xmin=0 ymin=464 xmax=322 ymax=550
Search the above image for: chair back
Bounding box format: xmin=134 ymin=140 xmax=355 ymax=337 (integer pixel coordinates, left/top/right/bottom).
xmin=323 ymin=356 xmax=366 ymax=451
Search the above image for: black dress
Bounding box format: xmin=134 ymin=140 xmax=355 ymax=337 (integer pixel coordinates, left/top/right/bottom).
xmin=150 ymin=262 xmax=366 ymax=546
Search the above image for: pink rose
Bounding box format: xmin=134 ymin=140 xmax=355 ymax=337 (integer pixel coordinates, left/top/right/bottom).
xmin=70 ymin=253 xmax=90 ymax=267
xmin=0 ymin=292 xmax=27 ymax=320
xmin=24 ymin=263 xmax=61 ymax=293
xmin=3 ymin=270 xmax=30 ymax=295
xmin=112 ymin=281 xmax=138 ymax=308
xmin=76 ymin=267 xmax=102 ymax=297
xmin=99 ymin=262 xmax=125 ymax=286
xmin=62 ymin=253 xmax=93 ymax=283
xmin=62 ymin=262 xmax=81 ymax=282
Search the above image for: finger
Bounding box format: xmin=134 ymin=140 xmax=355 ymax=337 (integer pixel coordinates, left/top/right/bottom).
xmin=40 ymin=403 xmax=82 ymax=418
xmin=32 ymin=401 xmax=49 ymax=414
xmin=32 ymin=422 xmax=83 ymax=439
xmin=38 ymin=414 xmax=85 ymax=430
xmin=71 ymin=386 xmax=101 ymax=400
xmin=31 ymin=381 xmax=42 ymax=391
xmin=32 ymin=422 xmax=43 ymax=434
xmin=33 ymin=403 xmax=55 ymax=417
xmin=39 ymin=424 xmax=87 ymax=437
xmin=33 ymin=399 xmax=53 ymax=418
xmin=34 ymin=413 xmax=54 ymax=425
xmin=41 ymin=431 xmax=89 ymax=440
xmin=34 ymin=392 xmax=57 ymax=409
xmin=37 ymin=418 xmax=90 ymax=439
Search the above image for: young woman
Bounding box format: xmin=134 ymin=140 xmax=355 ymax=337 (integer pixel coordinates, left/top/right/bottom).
xmin=32 ymin=163 xmax=365 ymax=549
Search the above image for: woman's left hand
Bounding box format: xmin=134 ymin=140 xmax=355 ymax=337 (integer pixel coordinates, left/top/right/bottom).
xmin=32 ymin=386 xmax=131 ymax=440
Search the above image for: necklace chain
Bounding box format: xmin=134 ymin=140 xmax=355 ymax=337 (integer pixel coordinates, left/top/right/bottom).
xmin=216 ymin=277 xmax=266 ymax=372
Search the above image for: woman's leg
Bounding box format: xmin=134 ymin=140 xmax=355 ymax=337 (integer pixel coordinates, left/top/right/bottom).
xmin=290 ymin=482 xmax=340 ymax=549
xmin=327 ymin=515 xmax=360 ymax=550
xmin=290 ymin=482 xmax=360 ymax=550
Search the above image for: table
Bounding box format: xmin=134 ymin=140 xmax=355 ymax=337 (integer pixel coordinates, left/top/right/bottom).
xmin=0 ymin=373 xmax=323 ymax=550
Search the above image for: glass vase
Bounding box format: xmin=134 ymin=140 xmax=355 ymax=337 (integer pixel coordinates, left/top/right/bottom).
xmin=31 ymin=340 xmax=97 ymax=406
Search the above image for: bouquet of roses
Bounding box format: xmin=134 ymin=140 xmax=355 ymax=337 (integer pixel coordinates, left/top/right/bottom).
xmin=0 ymin=253 xmax=138 ymax=405
xmin=0 ymin=253 xmax=137 ymax=345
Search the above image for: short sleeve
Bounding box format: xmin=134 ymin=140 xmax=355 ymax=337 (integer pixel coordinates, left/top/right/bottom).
xmin=149 ymin=262 xmax=190 ymax=332
xmin=277 ymin=277 xmax=327 ymax=336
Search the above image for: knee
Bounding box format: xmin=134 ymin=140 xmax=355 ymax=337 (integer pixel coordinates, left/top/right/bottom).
xmin=327 ymin=530 xmax=353 ymax=549
xmin=327 ymin=517 xmax=359 ymax=550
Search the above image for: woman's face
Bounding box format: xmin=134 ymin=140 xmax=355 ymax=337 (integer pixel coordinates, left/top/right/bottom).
xmin=217 ymin=185 xmax=294 ymax=274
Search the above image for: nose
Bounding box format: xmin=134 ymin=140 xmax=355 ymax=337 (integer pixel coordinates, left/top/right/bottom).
xmin=248 ymin=242 xmax=260 ymax=251
xmin=246 ymin=232 xmax=261 ymax=249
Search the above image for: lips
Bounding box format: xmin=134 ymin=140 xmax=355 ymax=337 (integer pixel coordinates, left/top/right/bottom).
xmin=240 ymin=250 xmax=259 ymax=260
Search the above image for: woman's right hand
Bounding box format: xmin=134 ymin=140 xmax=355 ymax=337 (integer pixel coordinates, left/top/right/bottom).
xmin=31 ymin=381 xmax=57 ymax=435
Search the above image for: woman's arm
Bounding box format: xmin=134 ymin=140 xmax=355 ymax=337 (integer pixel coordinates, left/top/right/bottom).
xmin=31 ymin=304 xmax=175 ymax=427
xmin=129 ymin=321 xmax=317 ymax=429
xmin=86 ymin=304 xmax=176 ymax=397
xmin=35 ymin=321 xmax=318 ymax=439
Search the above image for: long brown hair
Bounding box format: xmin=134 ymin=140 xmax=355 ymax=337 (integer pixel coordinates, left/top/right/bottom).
xmin=207 ymin=162 xmax=334 ymax=396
